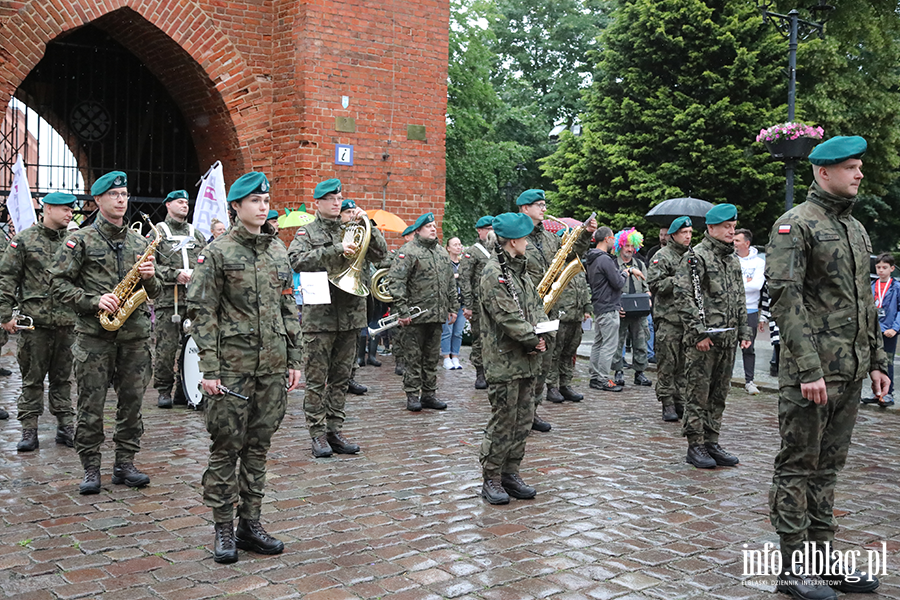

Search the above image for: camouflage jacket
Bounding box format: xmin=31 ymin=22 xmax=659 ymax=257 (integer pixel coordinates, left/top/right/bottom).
xmin=479 ymin=251 xmax=544 ymax=383
xmin=616 ymin=254 xmax=650 ymax=295
xmin=674 ymin=231 xmax=750 ymax=346
xmin=0 ymin=224 xmax=75 ymax=328
xmin=647 ymin=240 xmax=689 ymax=326
xmin=288 ymin=212 xmax=387 ymax=332
xmin=387 ymin=235 xmax=457 ymax=324
xmin=152 ymin=216 xmax=207 ymax=308
xmin=766 ymin=182 xmax=888 ymax=385
xmin=524 ymin=222 xmax=592 ymax=317
xmin=187 ymin=219 xmax=301 ymax=378
xmin=555 ymin=271 xmax=592 ymax=323
xmin=50 ymin=212 xmax=162 ymax=341
xmin=459 ymin=241 xmax=492 ymax=315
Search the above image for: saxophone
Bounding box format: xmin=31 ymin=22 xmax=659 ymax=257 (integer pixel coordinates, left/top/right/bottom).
xmin=537 ymin=212 xmax=596 ymax=313
xmin=98 ymin=213 xmax=161 ymax=331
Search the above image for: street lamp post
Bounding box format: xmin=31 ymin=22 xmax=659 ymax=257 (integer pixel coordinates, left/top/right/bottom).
xmin=756 ymin=1 xmax=834 ymax=210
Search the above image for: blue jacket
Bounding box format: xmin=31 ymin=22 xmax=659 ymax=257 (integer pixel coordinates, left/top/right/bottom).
xmin=872 ymin=277 xmax=900 ymax=333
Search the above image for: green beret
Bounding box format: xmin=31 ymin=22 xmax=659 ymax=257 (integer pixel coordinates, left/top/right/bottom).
xmin=705 ymin=204 xmax=738 ymax=225
xmin=808 ymin=135 xmax=867 ymax=166
xmin=411 ymin=212 xmax=435 ymax=232
xmin=165 ymin=190 xmax=189 ymax=203
xmin=667 ymin=216 xmax=693 ymax=235
xmin=493 ymin=212 xmax=534 ymax=240
xmin=475 ymin=216 xmax=494 ymax=229
xmin=341 ymin=199 xmax=357 ymax=211
xmin=314 ymin=178 xmax=342 ymax=199
xmin=41 ymin=192 xmax=77 ymax=207
xmin=401 ymin=224 xmax=416 ymax=237
xmin=227 ymin=172 xmax=269 ymax=202
xmin=91 ymin=171 xmax=127 ymax=196
xmin=267 ymin=209 xmax=279 ymax=221
xmin=515 ymin=189 xmax=545 ymax=206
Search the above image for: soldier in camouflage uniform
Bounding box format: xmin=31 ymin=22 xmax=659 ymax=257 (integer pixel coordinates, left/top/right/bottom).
xmin=388 ymin=212 xmax=458 ymax=411
xmin=647 ymin=216 xmax=692 ymax=422
xmin=288 ymin=179 xmax=386 ymax=457
xmin=517 ymin=190 xmax=596 ymax=431
xmin=673 ymin=204 xmax=750 ymax=470
xmin=152 ymin=190 xmax=207 ymax=408
xmin=0 ymin=192 xmax=77 ymax=451
xmin=50 ymin=171 xmax=161 ymax=494
xmin=388 ymin=228 xmax=416 ymax=377
xmin=0 ymin=238 xmax=11 ymax=421
xmin=188 ymin=171 xmax=302 ymax=564
xmin=478 ymin=213 xmax=547 ymax=505
xmin=766 ymin=136 xmax=888 ymax=597
xmin=459 ymin=216 xmax=494 ymax=390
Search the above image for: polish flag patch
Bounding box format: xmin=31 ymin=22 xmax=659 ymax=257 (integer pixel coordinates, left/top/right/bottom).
xmin=66 ymin=240 xmax=76 ymax=248
xmin=9 ymin=241 xmax=16 ymax=248
xmin=778 ymin=224 xmax=792 ymax=234
xmin=652 ymin=258 xmax=658 ymax=264
xmin=197 ymin=255 xmax=205 ymax=264
xmin=296 ymin=230 xmax=306 ymax=236
xmin=398 ymin=253 xmax=405 ymax=259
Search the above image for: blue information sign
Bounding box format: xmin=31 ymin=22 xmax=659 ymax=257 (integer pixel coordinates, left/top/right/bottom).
xmin=335 ymin=144 xmax=354 ymax=166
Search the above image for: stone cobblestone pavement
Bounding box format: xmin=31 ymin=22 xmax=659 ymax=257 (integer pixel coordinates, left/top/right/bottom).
xmin=0 ymin=339 xmax=898 ymax=600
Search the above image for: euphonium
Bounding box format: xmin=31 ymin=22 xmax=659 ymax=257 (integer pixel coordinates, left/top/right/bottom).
xmin=371 ymin=267 xmax=393 ymax=302
xmin=537 ymin=212 xmax=596 ymax=314
xmin=98 ymin=213 xmax=162 ymax=331
xmin=329 ymin=213 xmax=371 ymax=297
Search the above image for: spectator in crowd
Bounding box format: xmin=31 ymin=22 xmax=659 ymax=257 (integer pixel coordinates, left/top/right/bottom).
xmin=585 ymin=227 xmax=627 ymax=392
xmin=735 ymin=229 xmax=766 ymax=395
xmin=208 ymin=218 xmax=227 ymax=243
xmin=863 ymin=252 xmax=900 ymax=406
xmin=442 ymin=237 xmax=466 ymax=370
xmin=611 ymin=228 xmax=652 ymax=388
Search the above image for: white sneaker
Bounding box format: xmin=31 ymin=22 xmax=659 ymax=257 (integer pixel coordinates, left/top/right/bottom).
xmin=452 ymin=357 xmax=462 ymax=370
xmin=745 ymin=382 xmax=760 ymax=395
xmin=443 ymin=357 xmax=454 ymax=370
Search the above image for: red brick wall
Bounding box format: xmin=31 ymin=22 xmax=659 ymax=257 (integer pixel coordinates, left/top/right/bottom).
xmin=0 ymin=0 xmax=449 ymax=244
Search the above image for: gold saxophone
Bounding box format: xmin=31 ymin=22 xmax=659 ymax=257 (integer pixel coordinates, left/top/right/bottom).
xmin=537 ymin=212 xmax=596 ymax=314
xmin=98 ymin=213 xmax=161 ymax=331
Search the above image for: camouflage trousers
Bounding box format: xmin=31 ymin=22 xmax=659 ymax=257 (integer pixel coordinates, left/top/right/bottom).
xmin=203 ymin=372 xmax=287 ymax=523
xmin=681 ymin=335 xmax=736 ymax=445
xmin=547 ymin=321 xmax=583 ymax=389
xmin=403 ymin=322 xmax=442 ymax=395
xmin=469 ymin=313 xmax=483 ymax=369
xmin=72 ymin=334 xmax=152 ymax=469
xmin=16 ymin=326 xmax=75 ymax=429
xmin=769 ymin=380 xmax=862 ymax=556
xmin=153 ymin=306 xmax=184 ymax=397
xmin=302 ymin=330 xmax=355 ymax=438
xmin=392 ymin=325 xmax=407 ymax=369
xmin=480 ymin=377 xmax=535 ymax=478
xmin=531 ymin=332 xmax=557 ymax=408
xmin=654 ymin=320 xmax=686 ymax=410
xmin=612 ymin=315 xmax=649 ymax=373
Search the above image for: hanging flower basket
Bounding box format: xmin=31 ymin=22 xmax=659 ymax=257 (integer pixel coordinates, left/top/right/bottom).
xmin=756 ymin=122 xmax=824 ymax=160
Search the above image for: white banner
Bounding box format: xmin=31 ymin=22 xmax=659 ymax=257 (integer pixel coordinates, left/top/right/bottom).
xmin=191 ymin=161 xmax=229 ymax=240
xmin=8 ymin=155 xmax=36 ymax=234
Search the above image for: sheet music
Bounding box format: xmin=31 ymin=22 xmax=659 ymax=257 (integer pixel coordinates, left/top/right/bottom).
xmin=535 ymin=320 xmax=560 ymax=335
xmin=299 ymin=272 xmax=332 ymax=305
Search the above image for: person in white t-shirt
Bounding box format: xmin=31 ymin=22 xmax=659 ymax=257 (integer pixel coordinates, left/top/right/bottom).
xmin=735 ymin=229 xmax=766 ymax=395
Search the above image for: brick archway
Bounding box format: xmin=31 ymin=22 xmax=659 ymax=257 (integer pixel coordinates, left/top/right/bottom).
xmin=0 ymin=0 xmax=266 ymax=181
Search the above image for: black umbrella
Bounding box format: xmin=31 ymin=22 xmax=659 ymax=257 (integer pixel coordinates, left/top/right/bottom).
xmin=645 ymin=197 xmax=715 ymax=228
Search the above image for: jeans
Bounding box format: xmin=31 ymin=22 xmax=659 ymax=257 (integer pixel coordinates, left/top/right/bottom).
xmin=441 ymin=307 xmax=466 ymax=356
xmin=647 ymin=314 xmax=655 ymax=360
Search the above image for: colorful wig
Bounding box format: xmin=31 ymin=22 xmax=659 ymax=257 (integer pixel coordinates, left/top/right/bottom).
xmin=613 ymin=227 xmax=644 ymax=255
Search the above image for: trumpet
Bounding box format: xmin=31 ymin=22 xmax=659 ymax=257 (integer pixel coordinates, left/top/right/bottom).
xmin=371 ymin=267 xmax=393 ymax=302
xmin=329 ymin=213 xmax=371 ymax=297
xmin=368 ymin=306 xmax=428 ymax=335
xmin=11 ymin=309 xmax=33 ymax=330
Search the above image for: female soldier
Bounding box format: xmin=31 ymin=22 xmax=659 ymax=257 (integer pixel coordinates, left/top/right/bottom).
xmin=187 ymin=171 xmax=302 ymax=563
xmin=478 ymin=212 xmax=547 ymax=505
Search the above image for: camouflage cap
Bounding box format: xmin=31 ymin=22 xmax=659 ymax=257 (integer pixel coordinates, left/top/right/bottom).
xmin=475 ymin=215 xmax=495 ymax=229
xmin=165 ymin=190 xmax=189 ymax=203
xmin=41 ymin=192 xmax=77 ymax=207
xmin=493 ymin=212 xmax=534 ymax=240
xmin=705 ymin=204 xmax=737 ymax=225
xmin=808 ymin=135 xmax=867 ymax=166
xmin=314 ymin=178 xmax=342 ymax=199
xmin=90 ymin=171 xmax=127 ymax=196
xmin=667 ymin=216 xmax=692 ymax=235
xmin=227 ymin=171 xmax=269 ymax=202
xmin=515 ymin=189 xmax=545 ymax=206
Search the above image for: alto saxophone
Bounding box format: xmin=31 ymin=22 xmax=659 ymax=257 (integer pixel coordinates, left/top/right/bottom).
xmin=537 ymin=212 xmax=596 ymax=313
xmin=98 ymin=213 xmax=161 ymax=331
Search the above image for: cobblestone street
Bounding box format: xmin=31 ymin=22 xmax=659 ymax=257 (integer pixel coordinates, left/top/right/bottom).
xmin=0 ymin=342 xmax=898 ymax=600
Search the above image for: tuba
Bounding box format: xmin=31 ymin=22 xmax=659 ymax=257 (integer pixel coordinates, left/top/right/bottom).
xmin=329 ymin=213 xmax=371 ymax=297
xmin=98 ymin=214 xmax=162 ymax=331
xmin=537 ymin=212 xmax=596 ymax=314
xmin=371 ymin=267 xmax=393 ymax=302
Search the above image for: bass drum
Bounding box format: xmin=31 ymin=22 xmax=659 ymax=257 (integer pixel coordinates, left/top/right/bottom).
xmin=180 ymin=336 xmax=204 ymax=410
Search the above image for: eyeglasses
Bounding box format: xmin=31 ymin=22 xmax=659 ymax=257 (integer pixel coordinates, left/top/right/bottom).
xmin=105 ymin=191 xmax=130 ymax=200
xmin=533 ymin=202 xmax=547 ymax=209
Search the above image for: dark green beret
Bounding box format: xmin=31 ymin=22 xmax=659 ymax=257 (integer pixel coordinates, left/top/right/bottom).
xmin=227 ymin=172 xmax=270 ymax=202
xmin=493 ymin=212 xmax=534 ymax=240
xmin=267 ymin=209 xmax=279 ymax=221
xmin=515 ymin=189 xmax=545 ymax=206
xmin=475 ymin=216 xmax=494 ymax=229
xmin=341 ymin=199 xmax=357 ymax=211
xmin=314 ymin=178 xmax=342 ymax=199
xmin=411 ymin=212 xmax=435 ymax=232
xmin=808 ymin=135 xmax=867 ymax=166
xmin=401 ymin=224 xmax=416 ymax=237
xmin=41 ymin=192 xmax=77 ymax=207
xmin=165 ymin=190 xmax=189 ymax=203
xmin=667 ymin=216 xmax=693 ymax=235
xmin=705 ymin=204 xmax=738 ymax=225
xmin=91 ymin=171 xmax=127 ymax=196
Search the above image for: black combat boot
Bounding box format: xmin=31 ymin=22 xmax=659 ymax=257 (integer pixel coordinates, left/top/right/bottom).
xmin=311 ymin=435 xmax=333 ymax=458
xmin=686 ymin=444 xmax=716 ymax=469
xmin=111 ymin=462 xmax=150 ymax=487
xmin=55 ymin=424 xmax=75 ymax=447
xmin=559 ymin=386 xmax=583 ymax=402
xmin=235 ymin=518 xmax=284 ymax=555
xmin=394 ymin=360 xmax=405 ymax=376
xmin=704 ymin=442 xmax=739 ymax=466
xmin=157 ymin=393 xmax=173 ymax=409
xmin=406 ymin=393 xmax=422 ymax=412
xmin=213 ymin=521 xmax=238 ymax=564
xmin=675 ymin=403 xmax=685 ymax=419
xmin=0 ymin=407 xmax=8 ymax=419
xmin=173 ymin=385 xmax=188 ymax=406
xmin=634 ymin=372 xmax=652 ymax=386
xmin=357 ymin=335 xmax=367 ymax=367
xmin=481 ymin=478 xmax=510 ymax=505
xmin=821 ymin=563 xmax=879 ymax=593
xmin=17 ymin=428 xmax=38 ymax=452
xmin=776 ymin=571 xmax=837 ymax=600
xmin=347 ymin=380 xmax=367 ymax=395
xmin=662 ymin=404 xmax=679 ymax=422
xmin=420 ymin=394 xmax=447 ymax=410
xmin=474 ymin=366 xmax=487 ymax=390
xmin=614 ymin=370 xmax=626 ymax=387
xmin=79 ymin=466 xmax=101 ymax=495
xmin=546 ymin=387 xmax=565 ymax=403
xmin=531 ymin=412 xmax=551 ymax=432
xmin=326 ymin=431 xmax=360 ymax=454
xmin=367 ymin=339 xmax=382 ymax=367
xmin=501 ymin=473 xmax=536 ymax=499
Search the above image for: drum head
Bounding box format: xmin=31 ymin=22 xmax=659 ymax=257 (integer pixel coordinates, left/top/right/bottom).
xmin=180 ymin=336 xmax=203 ymax=409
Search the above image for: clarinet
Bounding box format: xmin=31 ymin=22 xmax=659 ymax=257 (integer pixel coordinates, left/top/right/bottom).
xmin=494 ymin=242 xmax=526 ymax=320
xmin=687 ymin=246 xmax=706 ymax=328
